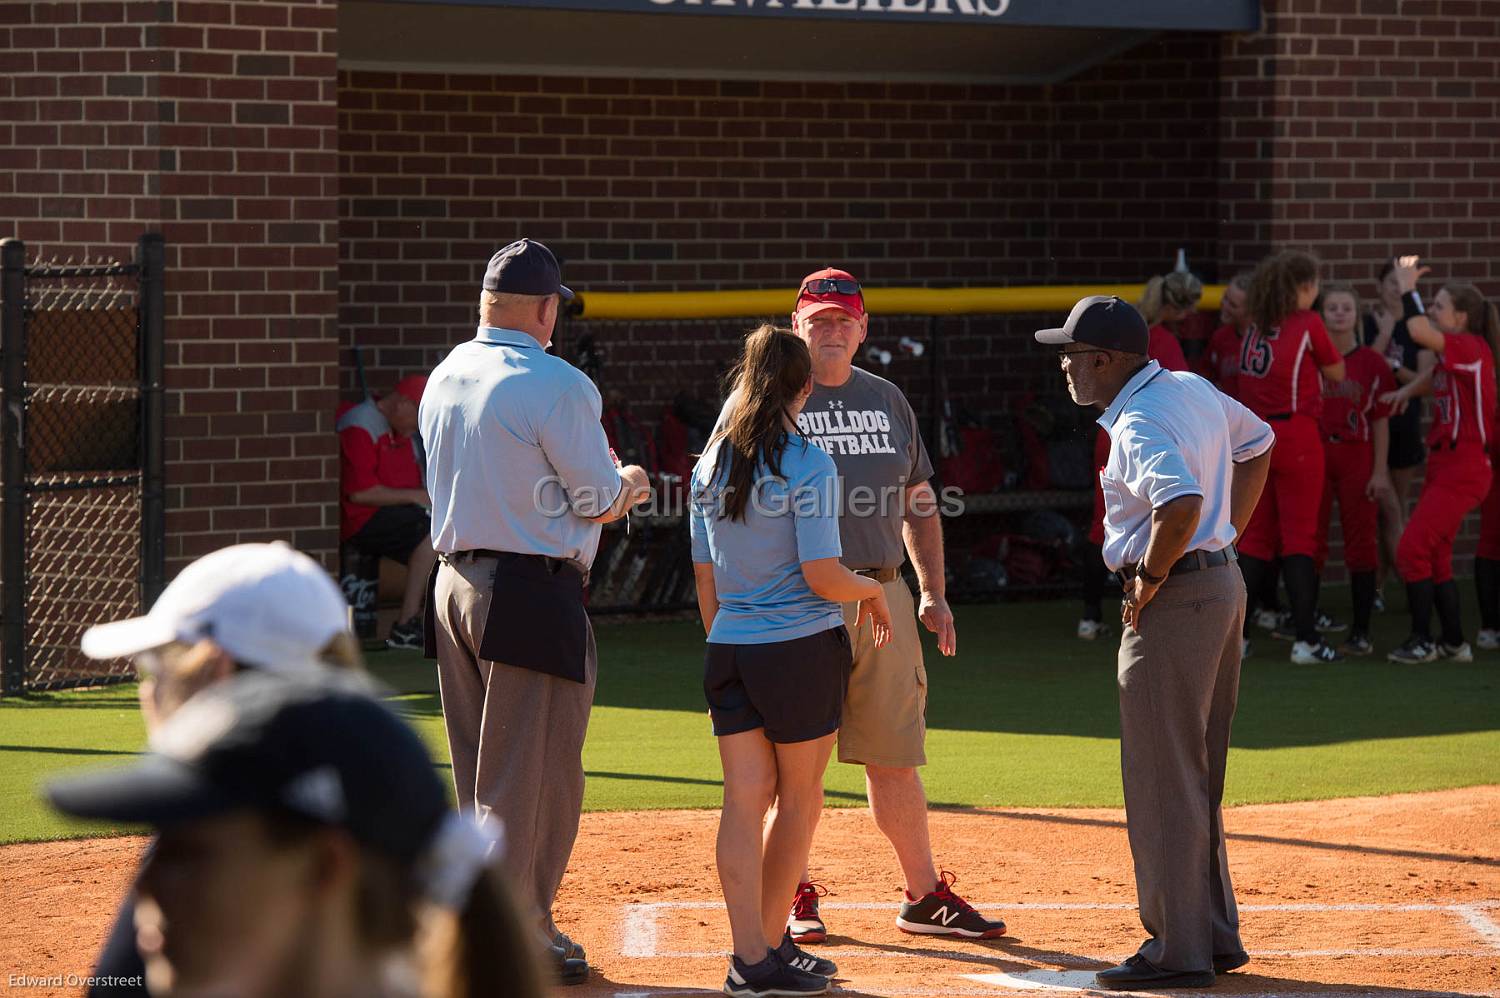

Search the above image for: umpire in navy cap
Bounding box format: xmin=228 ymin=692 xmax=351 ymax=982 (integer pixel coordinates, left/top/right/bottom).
xmin=418 ymin=238 xmax=652 ymax=985
xmin=1040 ymin=296 xmax=1273 ymax=990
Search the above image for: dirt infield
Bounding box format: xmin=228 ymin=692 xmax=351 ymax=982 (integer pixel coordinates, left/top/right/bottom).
xmin=3 ymin=788 xmax=1497 ymax=997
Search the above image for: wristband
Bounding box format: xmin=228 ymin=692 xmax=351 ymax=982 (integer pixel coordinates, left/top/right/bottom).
xmin=1135 ymin=559 xmax=1166 ymax=585
xmin=1401 ymin=290 xmax=1425 ymax=319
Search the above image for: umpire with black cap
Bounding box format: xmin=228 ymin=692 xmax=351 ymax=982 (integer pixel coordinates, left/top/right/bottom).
xmin=419 ymin=238 xmax=651 ymax=985
xmin=1039 ymin=296 xmax=1274 ymax=990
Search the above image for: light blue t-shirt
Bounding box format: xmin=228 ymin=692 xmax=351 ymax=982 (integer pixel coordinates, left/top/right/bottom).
xmin=690 ymin=434 xmax=844 ymax=645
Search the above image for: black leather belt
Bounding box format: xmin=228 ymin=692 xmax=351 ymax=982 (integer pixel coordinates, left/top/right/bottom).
xmin=854 ymin=567 xmax=901 ymax=584
xmin=444 ymin=549 xmax=587 ymax=581
xmin=1118 ymin=546 xmax=1237 ymax=583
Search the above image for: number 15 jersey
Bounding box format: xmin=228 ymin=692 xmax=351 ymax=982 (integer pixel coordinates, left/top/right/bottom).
xmin=1237 ymin=308 xmax=1342 ymax=421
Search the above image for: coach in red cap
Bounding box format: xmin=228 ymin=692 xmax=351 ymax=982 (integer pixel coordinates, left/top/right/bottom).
xmin=337 ymin=372 xmax=436 ymax=650
xmin=775 ymin=268 xmax=1009 ymax=945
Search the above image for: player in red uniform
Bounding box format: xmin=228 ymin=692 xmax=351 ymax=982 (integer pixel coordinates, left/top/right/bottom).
xmin=1137 ymin=271 xmax=1198 ymax=372
xmin=1477 ymin=435 xmax=1500 ymax=650
xmin=1382 ymin=259 xmax=1500 ymax=663
xmin=1314 ymin=283 xmax=1395 ymax=656
xmin=1200 ymin=272 xmax=1253 ymax=398
xmin=1235 ymin=251 xmax=1347 ymax=664
xmin=1077 ymin=315 xmax=1191 ymax=640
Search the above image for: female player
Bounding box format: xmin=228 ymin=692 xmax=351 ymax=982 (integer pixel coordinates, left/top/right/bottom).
xmin=49 ymin=675 xmax=545 ymax=998
xmin=1364 ymin=258 xmax=1427 ymax=610
xmin=1137 ymin=271 xmax=1198 ymax=371
xmin=1381 ymin=259 xmax=1500 ymax=663
xmin=1315 ymin=284 xmax=1395 ymax=655
xmin=1077 ymin=294 xmax=1192 ymax=640
xmin=1235 ymin=250 xmax=1347 ymax=664
xmin=690 ymin=324 xmax=891 ymax=997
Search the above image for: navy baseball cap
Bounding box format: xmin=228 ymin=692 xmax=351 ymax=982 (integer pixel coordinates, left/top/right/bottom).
xmin=483 ymin=238 xmax=573 ymax=300
xmin=1034 ymin=296 xmax=1149 ymax=354
xmin=46 ymin=672 xmax=449 ymax=864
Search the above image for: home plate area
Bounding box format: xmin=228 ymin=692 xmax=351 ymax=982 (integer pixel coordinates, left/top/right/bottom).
xmin=550 ymin=795 xmax=1500 ymax=998
xmin=597 ymin=899 xmax=1500 ymax=997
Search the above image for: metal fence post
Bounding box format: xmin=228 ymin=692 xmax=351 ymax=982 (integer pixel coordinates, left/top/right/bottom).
xmin=1 ymin=239 xmax=28 ymax=695
xmin=138 ymin=233 xmax=166 ymax=608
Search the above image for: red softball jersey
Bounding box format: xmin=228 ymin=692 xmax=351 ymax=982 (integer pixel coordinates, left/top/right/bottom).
xmin=1201 ymin=323 xmax=1244 ymax=398
xmin=1319 ymin=346 xmax=1395 ymax=443
xmin=1148 ymin=325 xmax=1188 ymax=372
xmin=1428 ymin=331 xmax=1497 ymax=450
xmin=1236 ymin=309 xmax=1342 ymax=420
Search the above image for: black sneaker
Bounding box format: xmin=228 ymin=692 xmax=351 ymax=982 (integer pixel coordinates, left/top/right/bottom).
xmin=385 ymin=617 xmax=423 ymax=651
xmin=895 ymin=871 xmax=1007 ymax=939
xmin=723 ymin=950 xmax=828 ymax=996
xmin=776 ymin=931 xmax=836 ymax=978
xmin=1315 ymin=610 xmax=1347 ymax=633
xmin=1387 ymin=636 xmax=1437 ymax=664
xmin=549 ymin=943 xmax=589 ymax=986
xmin=1339 ymin=634 xmax=1373 ymax=657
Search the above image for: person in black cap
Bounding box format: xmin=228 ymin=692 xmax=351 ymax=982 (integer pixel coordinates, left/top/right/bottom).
xmin=1037 ymin=296 xmax=1274 ymax=990
xmin=418 ymin=237 xmax=652 ymax=985
xmin=48 ymin=672 xmax=544 ymax=998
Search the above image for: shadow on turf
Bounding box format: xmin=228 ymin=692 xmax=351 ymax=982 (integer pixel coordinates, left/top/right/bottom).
xmin=926 ymin=805 xmax=1500 ymax=869
xmin=0 ymin=743 xmax=141 ymax=757
xmin=50 ymin=599 xmax=1496 ymax=751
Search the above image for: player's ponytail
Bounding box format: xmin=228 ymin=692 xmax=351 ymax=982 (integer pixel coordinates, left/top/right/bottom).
xmin=708 ymin=324 xmax=813 ymax=522
xmin=1444 ymin=283 xmax=1500 ymax=375
xmin=1249 ymin=249 xmax=1320 ymax=332
xmin=1138 ymin=272 xmax=1202 ymax=326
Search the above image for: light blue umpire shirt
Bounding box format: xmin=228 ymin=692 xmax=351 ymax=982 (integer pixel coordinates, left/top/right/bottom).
xmin=1098 ymin=360 xmax=1275 ymax=573
xmin=690 ymin=434 xmax=845 ymax=645
xmin=420 ymin=325 xmax=624 ymax=567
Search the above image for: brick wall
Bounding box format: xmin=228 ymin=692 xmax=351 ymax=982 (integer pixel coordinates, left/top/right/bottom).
xmin=2 ymin=0 xmax=341 ymax=573
xmin=337 ymin=33 xmax=1223 ymax=410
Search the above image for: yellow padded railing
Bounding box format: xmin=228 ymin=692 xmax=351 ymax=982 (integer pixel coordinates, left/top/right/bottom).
xmin=573 ymin=284 xmax=1225 ymax=321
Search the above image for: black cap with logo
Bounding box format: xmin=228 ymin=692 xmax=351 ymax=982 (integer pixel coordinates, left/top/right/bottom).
xmin=1034 ymin=295 xmax=1149 ymax=354
xmin=483 ymin=237 xmax=574 ymax=300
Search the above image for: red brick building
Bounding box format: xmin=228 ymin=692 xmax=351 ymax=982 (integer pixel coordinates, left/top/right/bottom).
xmin=3 ymin=0 xmax=1498 ymax=575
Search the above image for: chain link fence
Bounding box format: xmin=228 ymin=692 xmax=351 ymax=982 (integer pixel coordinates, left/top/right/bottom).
xmin=0 ymin=236 xmax=165 ymax=694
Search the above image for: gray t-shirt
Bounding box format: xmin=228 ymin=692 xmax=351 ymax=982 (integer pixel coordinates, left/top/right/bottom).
xmin=795 ymin=367 xmax=934 ymax=571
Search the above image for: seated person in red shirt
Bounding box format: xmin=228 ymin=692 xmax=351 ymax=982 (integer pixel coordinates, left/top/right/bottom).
xmin=339 ymin=374 xmax=437 ymax=650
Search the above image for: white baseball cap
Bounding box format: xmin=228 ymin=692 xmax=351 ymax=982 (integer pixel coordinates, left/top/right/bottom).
xmin=81 ymin=542 xmax=350 ymax=675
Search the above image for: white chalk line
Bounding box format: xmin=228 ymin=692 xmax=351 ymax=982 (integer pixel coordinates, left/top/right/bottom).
xmin=619 ymin=898 xmax=1500 ymax=963
xmin=1452 ymin=903 xmax=1500 ymax=952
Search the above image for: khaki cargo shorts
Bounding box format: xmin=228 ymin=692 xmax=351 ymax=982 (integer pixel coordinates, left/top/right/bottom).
xmin=836 ymin=578 xmax=927 ymax=767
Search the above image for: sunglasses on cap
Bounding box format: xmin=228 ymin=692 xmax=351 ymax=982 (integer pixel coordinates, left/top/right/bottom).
xmin=800 ymin=278 xmax=862 ymax=297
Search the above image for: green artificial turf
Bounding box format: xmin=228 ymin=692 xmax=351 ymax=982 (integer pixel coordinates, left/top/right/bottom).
xmin=3 ymin=590 xmax=1497 ymax=844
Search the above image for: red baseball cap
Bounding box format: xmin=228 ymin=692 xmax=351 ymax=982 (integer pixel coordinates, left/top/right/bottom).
xmin=392 ymin=374 xmax=428 ymax=405
xmin=793 ymin=267 xmax=864 ymax=323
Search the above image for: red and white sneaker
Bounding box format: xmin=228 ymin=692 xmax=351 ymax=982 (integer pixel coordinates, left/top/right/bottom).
xmin=895 ymin=871 xmax=1007 ymax=939
xmin=786 ymin=881 xmax=828 ymax=944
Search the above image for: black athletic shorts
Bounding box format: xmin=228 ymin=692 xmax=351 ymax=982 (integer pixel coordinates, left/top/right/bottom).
xmin=348 ymin=504 xmax=430 ymax=563
xmin=1387 ymin=416 xmax=1426 ymax=471
xmin=704 ymin=625 xmax=852 ymax=743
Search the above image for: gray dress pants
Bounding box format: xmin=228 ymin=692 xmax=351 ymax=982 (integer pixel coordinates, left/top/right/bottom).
xmin=1117 ymin=561 xmax=1247 ymax=972
xmin=434 ymin=555 xmax=597 ymax=940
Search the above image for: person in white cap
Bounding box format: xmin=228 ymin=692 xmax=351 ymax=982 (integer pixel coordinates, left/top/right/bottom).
xmin=77 ymin=542 xmax=365 ymax=998
xmin=49 ymin=672 xmax=544 ymax=998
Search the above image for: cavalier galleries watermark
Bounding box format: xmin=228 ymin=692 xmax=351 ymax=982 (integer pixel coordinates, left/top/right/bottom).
xmin=533 ymin=475 xmax=966 ymax=520
xmin=9 ymin=974 xmax=144 ymax=989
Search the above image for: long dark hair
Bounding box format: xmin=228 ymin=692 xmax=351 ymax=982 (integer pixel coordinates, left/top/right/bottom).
xmin=1445 ymin=283 xmax=1500 ymax=375
xmin=1249 ymin=250 xmax=1320 ymax=331
xmin=708 ymin=324 xmax=812 ymax=522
